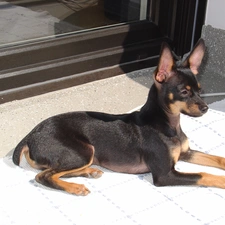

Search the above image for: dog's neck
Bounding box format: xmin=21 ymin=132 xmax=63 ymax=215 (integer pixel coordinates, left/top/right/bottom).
xmin=165 ymin=112 xmax=181 ymax=132
xmin=140 ymin=84 xmax=182 ymax=136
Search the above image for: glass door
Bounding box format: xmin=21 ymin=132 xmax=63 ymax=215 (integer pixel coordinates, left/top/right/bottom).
xmin=0 ymin=0 xmax=207 ymax=104
xmin=1 ymin=0 xmax=148 ymax=47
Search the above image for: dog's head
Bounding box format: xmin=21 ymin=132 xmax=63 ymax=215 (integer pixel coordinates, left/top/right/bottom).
xmin=154 ymin=39 xmax=208 ymax=117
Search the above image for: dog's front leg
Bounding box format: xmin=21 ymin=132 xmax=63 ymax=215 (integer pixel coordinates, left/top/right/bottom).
xmin=151 ymin=149 xmax=225 ymax=189
xmin=152 ymin=169 xmax=201 ymax=187
xmin=153 ymin=169 xmax=225 ymax=189
xmin=180 ymin=149 xmax=225 ymax=170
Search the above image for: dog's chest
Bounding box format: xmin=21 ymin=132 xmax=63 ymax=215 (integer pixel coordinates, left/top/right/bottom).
xmin=159 ymin=131 xmax=189 ymax=164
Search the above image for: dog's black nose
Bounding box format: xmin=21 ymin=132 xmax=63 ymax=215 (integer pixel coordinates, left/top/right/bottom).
xmin=200 ymin=105 xmax=208 ymax=114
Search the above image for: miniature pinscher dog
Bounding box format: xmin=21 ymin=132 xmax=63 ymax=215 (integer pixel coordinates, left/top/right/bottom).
xmin=13 ymin=39 xmax=225 ymax=195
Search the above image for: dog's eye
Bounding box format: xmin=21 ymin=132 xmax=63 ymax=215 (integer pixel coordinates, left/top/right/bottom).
xmin=181 ymin=89 xmax=189 ymax=96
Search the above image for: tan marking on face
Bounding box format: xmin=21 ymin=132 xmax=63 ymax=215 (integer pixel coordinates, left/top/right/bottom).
xmin=169 ymin=101 xmax=190 ymax=115
xmin=168 ymin=93 xmax=174 ymax=100
xmin=186 ymin=85 xmax=191 ymax=90
xmin=170 ymin=101 xmax=202 ymax=116
xmin=198 ymin=83 xmax=201 ymax=89
xmin=189 ymin=104 xmax=202 ymax=115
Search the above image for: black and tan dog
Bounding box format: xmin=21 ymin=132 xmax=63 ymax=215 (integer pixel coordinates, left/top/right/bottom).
xmin=13 ymin=39 xmax=225 ymax=195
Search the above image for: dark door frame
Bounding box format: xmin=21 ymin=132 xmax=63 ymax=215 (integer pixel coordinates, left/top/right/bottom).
xmin=0 ymin=0 xmax=207 ymax=104
xmin=150 ymin=0 xmax=207 ymax=55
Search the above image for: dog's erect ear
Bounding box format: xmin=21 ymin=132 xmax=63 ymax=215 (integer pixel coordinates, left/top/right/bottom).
xmin=182 ymin=38 xmax=205 ymax=75
xmin=155 ymin=42 xmax=175 ymax=83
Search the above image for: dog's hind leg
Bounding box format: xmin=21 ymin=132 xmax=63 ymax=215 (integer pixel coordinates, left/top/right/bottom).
xmin=35 ymin=166 xmax=103 ymax=195
xmin=22 ymin=146 xmax=49 ymax=170
xmin=35 ymin=157 xmax=98 ymax=195
xmin=61 ymin=167 xmax=104 ymax=179
xmin=34 ymin=144 xmax=102 ymax=195
xmin=35 ymin=168 xmax=92 ymax=195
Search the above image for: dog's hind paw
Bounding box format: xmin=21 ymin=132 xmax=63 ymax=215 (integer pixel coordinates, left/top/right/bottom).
xmin=89 ymin=168 xmax=104 ymax=178
xmin=80 ymin=167 xmax=104 ymax=179
xmin=67 ymin=183 xmax=90 ymax=196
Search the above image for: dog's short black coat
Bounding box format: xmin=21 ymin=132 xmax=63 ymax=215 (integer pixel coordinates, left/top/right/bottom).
xmin=13 ymin=39 xmax=225 ymax=195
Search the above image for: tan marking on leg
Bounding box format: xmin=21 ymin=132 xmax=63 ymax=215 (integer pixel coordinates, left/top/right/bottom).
xmin=171 ymin=138 xmax=189 ymax=164
xmin=35 ymin=169 xmax=90 ymax=195
xmin=21 ymin=147 xmax=49 ymax=170
xmin=50 ymin=172 xmax=91 ymax=195
xmin=35 ymin=145 xmax=96 ymax=195
xmin=181 ymin=138 xmax=189 ymax=153
xmin=187 ymin=151 xmax=225 ymax=170
xmin=61 ymin=167 xmax=104 ymax=178
xmin=197 ymin=172 xmax=225 ymax=189
xmin=55 ymin=144 xmax=95 ymax=178
xmin=18 ymin=145 xmax=31 ymax=165
xmin=170 ymin=146 xmax=181 ymax=164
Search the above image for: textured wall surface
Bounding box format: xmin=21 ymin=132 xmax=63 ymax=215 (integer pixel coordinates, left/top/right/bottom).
xmin=199 ymin=25 xmax=225 ymax=102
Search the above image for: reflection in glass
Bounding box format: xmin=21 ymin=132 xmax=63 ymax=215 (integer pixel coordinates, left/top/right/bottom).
xmin=0 ymin=0 xmax=148 ymax=47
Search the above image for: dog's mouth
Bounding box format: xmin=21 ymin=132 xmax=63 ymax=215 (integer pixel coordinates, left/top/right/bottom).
xmin=181 ymin=104 xmax=208 ymax=117
xmin=169 ymin=100 xmax=208 ymax=117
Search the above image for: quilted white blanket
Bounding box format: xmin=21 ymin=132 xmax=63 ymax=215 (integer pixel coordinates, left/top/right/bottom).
xmin=1 ymin=108 xmax=225 ymax=225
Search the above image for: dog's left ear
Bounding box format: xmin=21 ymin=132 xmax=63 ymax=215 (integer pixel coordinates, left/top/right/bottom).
xmin=182 ymin=38 xmax=205 ymax=75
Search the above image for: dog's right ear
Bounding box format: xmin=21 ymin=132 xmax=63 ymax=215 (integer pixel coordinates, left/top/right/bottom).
xmin=182 ymin=38 xmax=205 ymax=75
xmin=155 ymin=43 xmax=175 ymax=83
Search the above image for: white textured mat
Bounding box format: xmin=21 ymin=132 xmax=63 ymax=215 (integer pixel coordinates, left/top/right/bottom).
xmin=1 ymin=108 xmax=225 ymax=225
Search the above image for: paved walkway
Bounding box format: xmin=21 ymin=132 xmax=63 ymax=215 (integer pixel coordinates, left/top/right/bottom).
xmin=0 ymin=68 xmax=154 ymax=157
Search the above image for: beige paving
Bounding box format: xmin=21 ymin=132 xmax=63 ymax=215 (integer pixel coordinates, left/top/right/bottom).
xmin=0 ymin=68 xmax=154 ymax=157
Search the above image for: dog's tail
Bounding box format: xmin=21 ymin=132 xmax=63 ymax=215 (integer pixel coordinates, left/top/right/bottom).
xmin=12 ymin=137 xmax=29 ymax=166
